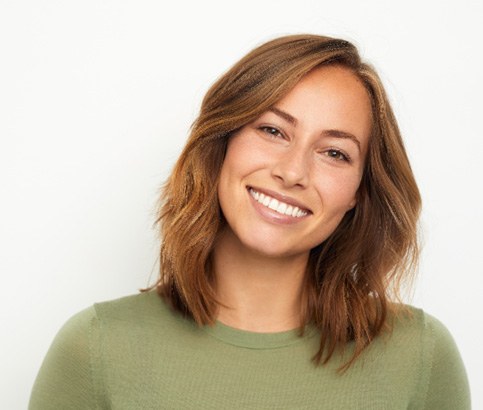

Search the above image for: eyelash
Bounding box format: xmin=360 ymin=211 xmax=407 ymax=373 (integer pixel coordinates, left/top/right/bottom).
xmin=258 ymin=126 xmax=352 ymax=163
xmin=259 ymin=126 xmax=285 ymax=139
xmin=325 ymin=148 xmax=351 ymax=163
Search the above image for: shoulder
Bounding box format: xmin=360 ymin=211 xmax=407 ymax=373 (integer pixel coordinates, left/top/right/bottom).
xmin=88 ymin=290 xmax=195 ymax=337
xmin=35 ymin=291 xmax=172 ymax=367
xmin=388 ymin=305 xmax=448 ymax=338
xmin=44 ymin=291 xmax=191 ymax=365
xmin=29 ymin=292 xmax=181 ymax=409
xmin=387 ymin=304 xmax=462 ymax=355
xmin=381 ymin=304 xmax=463 ymax=367
xmin=29 ymin=306 xmax=99 ymax=408
xmin=382 ymin=304 xmax=471 ymax=409
xmin=92 ymin=290 xmax=170 ymax=322
xmin=50 ymin=291 xmax=171 ymax=335
xmin=91 ymin=291 xmax=199 ymax=347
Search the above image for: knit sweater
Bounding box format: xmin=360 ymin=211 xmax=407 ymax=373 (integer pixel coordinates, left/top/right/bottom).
xmin=29 ymin=291 xmax=470 ymax=409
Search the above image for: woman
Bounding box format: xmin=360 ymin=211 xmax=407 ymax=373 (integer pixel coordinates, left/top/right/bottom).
xmin=29 ymin=34 xmax=470 ymax=409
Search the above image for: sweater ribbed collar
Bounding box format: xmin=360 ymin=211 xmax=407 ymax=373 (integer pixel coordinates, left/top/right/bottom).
xmin=203 ymin=320 xmax=317 ymax=349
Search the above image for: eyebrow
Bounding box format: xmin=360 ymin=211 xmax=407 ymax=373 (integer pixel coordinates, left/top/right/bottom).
xmin=269 ymin=107 xmax=297 ymax=126
xmin=322 ymin=129 xmax=361 ymax=152
xmin=268 ymin=106 xmax=362 ymax=152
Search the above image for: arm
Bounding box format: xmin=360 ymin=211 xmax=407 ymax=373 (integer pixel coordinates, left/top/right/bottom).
xmin=29 ymin=307 xmax=101 ymax=410
xmin=422 ymin=314 xmax=471 ymax=410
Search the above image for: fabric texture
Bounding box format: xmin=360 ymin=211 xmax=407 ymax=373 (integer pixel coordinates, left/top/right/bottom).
xmin=29 ymin=291 xmax=470 ymax=409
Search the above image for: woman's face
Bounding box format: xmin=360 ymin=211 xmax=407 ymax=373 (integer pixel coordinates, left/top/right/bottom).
xmin=217 ymin=65 xmax=372 ymax=260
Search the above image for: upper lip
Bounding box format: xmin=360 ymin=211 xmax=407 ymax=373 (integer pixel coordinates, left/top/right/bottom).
xmin=247 ymin=186 xmax=312 ymax=213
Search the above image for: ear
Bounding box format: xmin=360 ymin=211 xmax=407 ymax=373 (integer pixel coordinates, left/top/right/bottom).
xmin=348 ymin=183 xmax=364 ymax=211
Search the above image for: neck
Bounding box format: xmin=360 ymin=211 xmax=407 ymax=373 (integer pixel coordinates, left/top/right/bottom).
xmin=212 ymin=228 xmax=309 ymax=333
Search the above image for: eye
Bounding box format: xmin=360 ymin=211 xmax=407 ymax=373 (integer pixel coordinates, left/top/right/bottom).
xmin=259 ymin=126 xmax=285 ymax=139
xmin=324 ymin=148 xmax=351 ymax=163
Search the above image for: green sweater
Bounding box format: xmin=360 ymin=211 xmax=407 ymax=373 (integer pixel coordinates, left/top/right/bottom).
xmin=29 ymin=292 xmax=470 ymax=409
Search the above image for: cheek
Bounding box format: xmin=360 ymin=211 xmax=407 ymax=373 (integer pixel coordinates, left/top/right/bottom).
xmin=220 ymin=135 xmax=268 ymax=183
xmin=217 ymin=148 xmax=252 ymax=215
xmin=315 ymin=172 xmax=362 ymax=210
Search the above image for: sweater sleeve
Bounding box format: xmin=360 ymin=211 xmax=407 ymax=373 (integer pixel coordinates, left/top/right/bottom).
xmin=29 ymin=306 xmax=101 ymax=410
xmin=422 ymin=313 xmax=471 ymax=410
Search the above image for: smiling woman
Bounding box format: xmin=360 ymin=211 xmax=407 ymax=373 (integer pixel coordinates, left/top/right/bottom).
xmin=217 ymin=65 xmax=370 ymax=264
xmin=29 ymin=34 xmax=471 ymax=409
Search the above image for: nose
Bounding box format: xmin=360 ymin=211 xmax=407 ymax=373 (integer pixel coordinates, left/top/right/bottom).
xmin=271 ymin=145 xmax=310 ymax=188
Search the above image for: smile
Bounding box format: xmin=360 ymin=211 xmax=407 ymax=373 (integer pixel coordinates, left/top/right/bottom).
xmin=248 ymin=188 xmax=309 ymax=217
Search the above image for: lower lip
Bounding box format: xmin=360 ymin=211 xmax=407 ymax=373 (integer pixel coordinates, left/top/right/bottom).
xmin=247 ymin=188 xmax=310 ymax=225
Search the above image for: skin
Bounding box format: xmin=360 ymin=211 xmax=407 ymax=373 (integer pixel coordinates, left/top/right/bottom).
xmin=213 ymin=65 xmax=373 ymax=332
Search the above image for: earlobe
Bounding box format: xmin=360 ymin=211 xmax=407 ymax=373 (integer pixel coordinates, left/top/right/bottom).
xmin=349 ymin=187 xmax=364 ymax=211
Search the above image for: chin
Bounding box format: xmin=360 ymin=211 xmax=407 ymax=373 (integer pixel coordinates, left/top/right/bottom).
xmin=241 ymin=238 xmax=310 ymax=260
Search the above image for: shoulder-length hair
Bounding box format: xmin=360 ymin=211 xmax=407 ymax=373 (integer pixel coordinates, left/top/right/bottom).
xmin=152 ymin=34 xmax=421 ymax=370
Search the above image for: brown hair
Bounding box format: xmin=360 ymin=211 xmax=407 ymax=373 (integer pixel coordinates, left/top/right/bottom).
xmin=151 ymin=34 xmax=421 ymax=370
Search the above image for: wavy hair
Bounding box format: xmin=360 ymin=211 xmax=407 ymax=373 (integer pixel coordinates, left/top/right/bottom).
xmin=150 ymin=34 xmax=421 ymax=370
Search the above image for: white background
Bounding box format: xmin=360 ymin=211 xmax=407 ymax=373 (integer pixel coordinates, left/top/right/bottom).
xmin=1 ymin=0 xmax=482 ymax=408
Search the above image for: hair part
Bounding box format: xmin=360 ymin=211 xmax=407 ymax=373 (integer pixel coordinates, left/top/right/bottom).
xmin=149 ymin=34 xmax=421 ymax=371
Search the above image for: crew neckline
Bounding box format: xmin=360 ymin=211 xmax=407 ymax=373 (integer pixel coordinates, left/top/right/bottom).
xmin=203 ymin=320 xmax=318 ymax=349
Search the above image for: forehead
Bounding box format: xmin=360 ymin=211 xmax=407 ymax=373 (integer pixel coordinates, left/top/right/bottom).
xmin=273 ymin=65 xmax=373 ymax=152
xmin=282 ymin=65 xmax=371 ymax=115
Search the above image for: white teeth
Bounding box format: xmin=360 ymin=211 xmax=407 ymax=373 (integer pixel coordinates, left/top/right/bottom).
xmin=268 ymin=198 xmax=279 ymax=210
xmin=248 ymin=188 xmax=308 ymax=217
